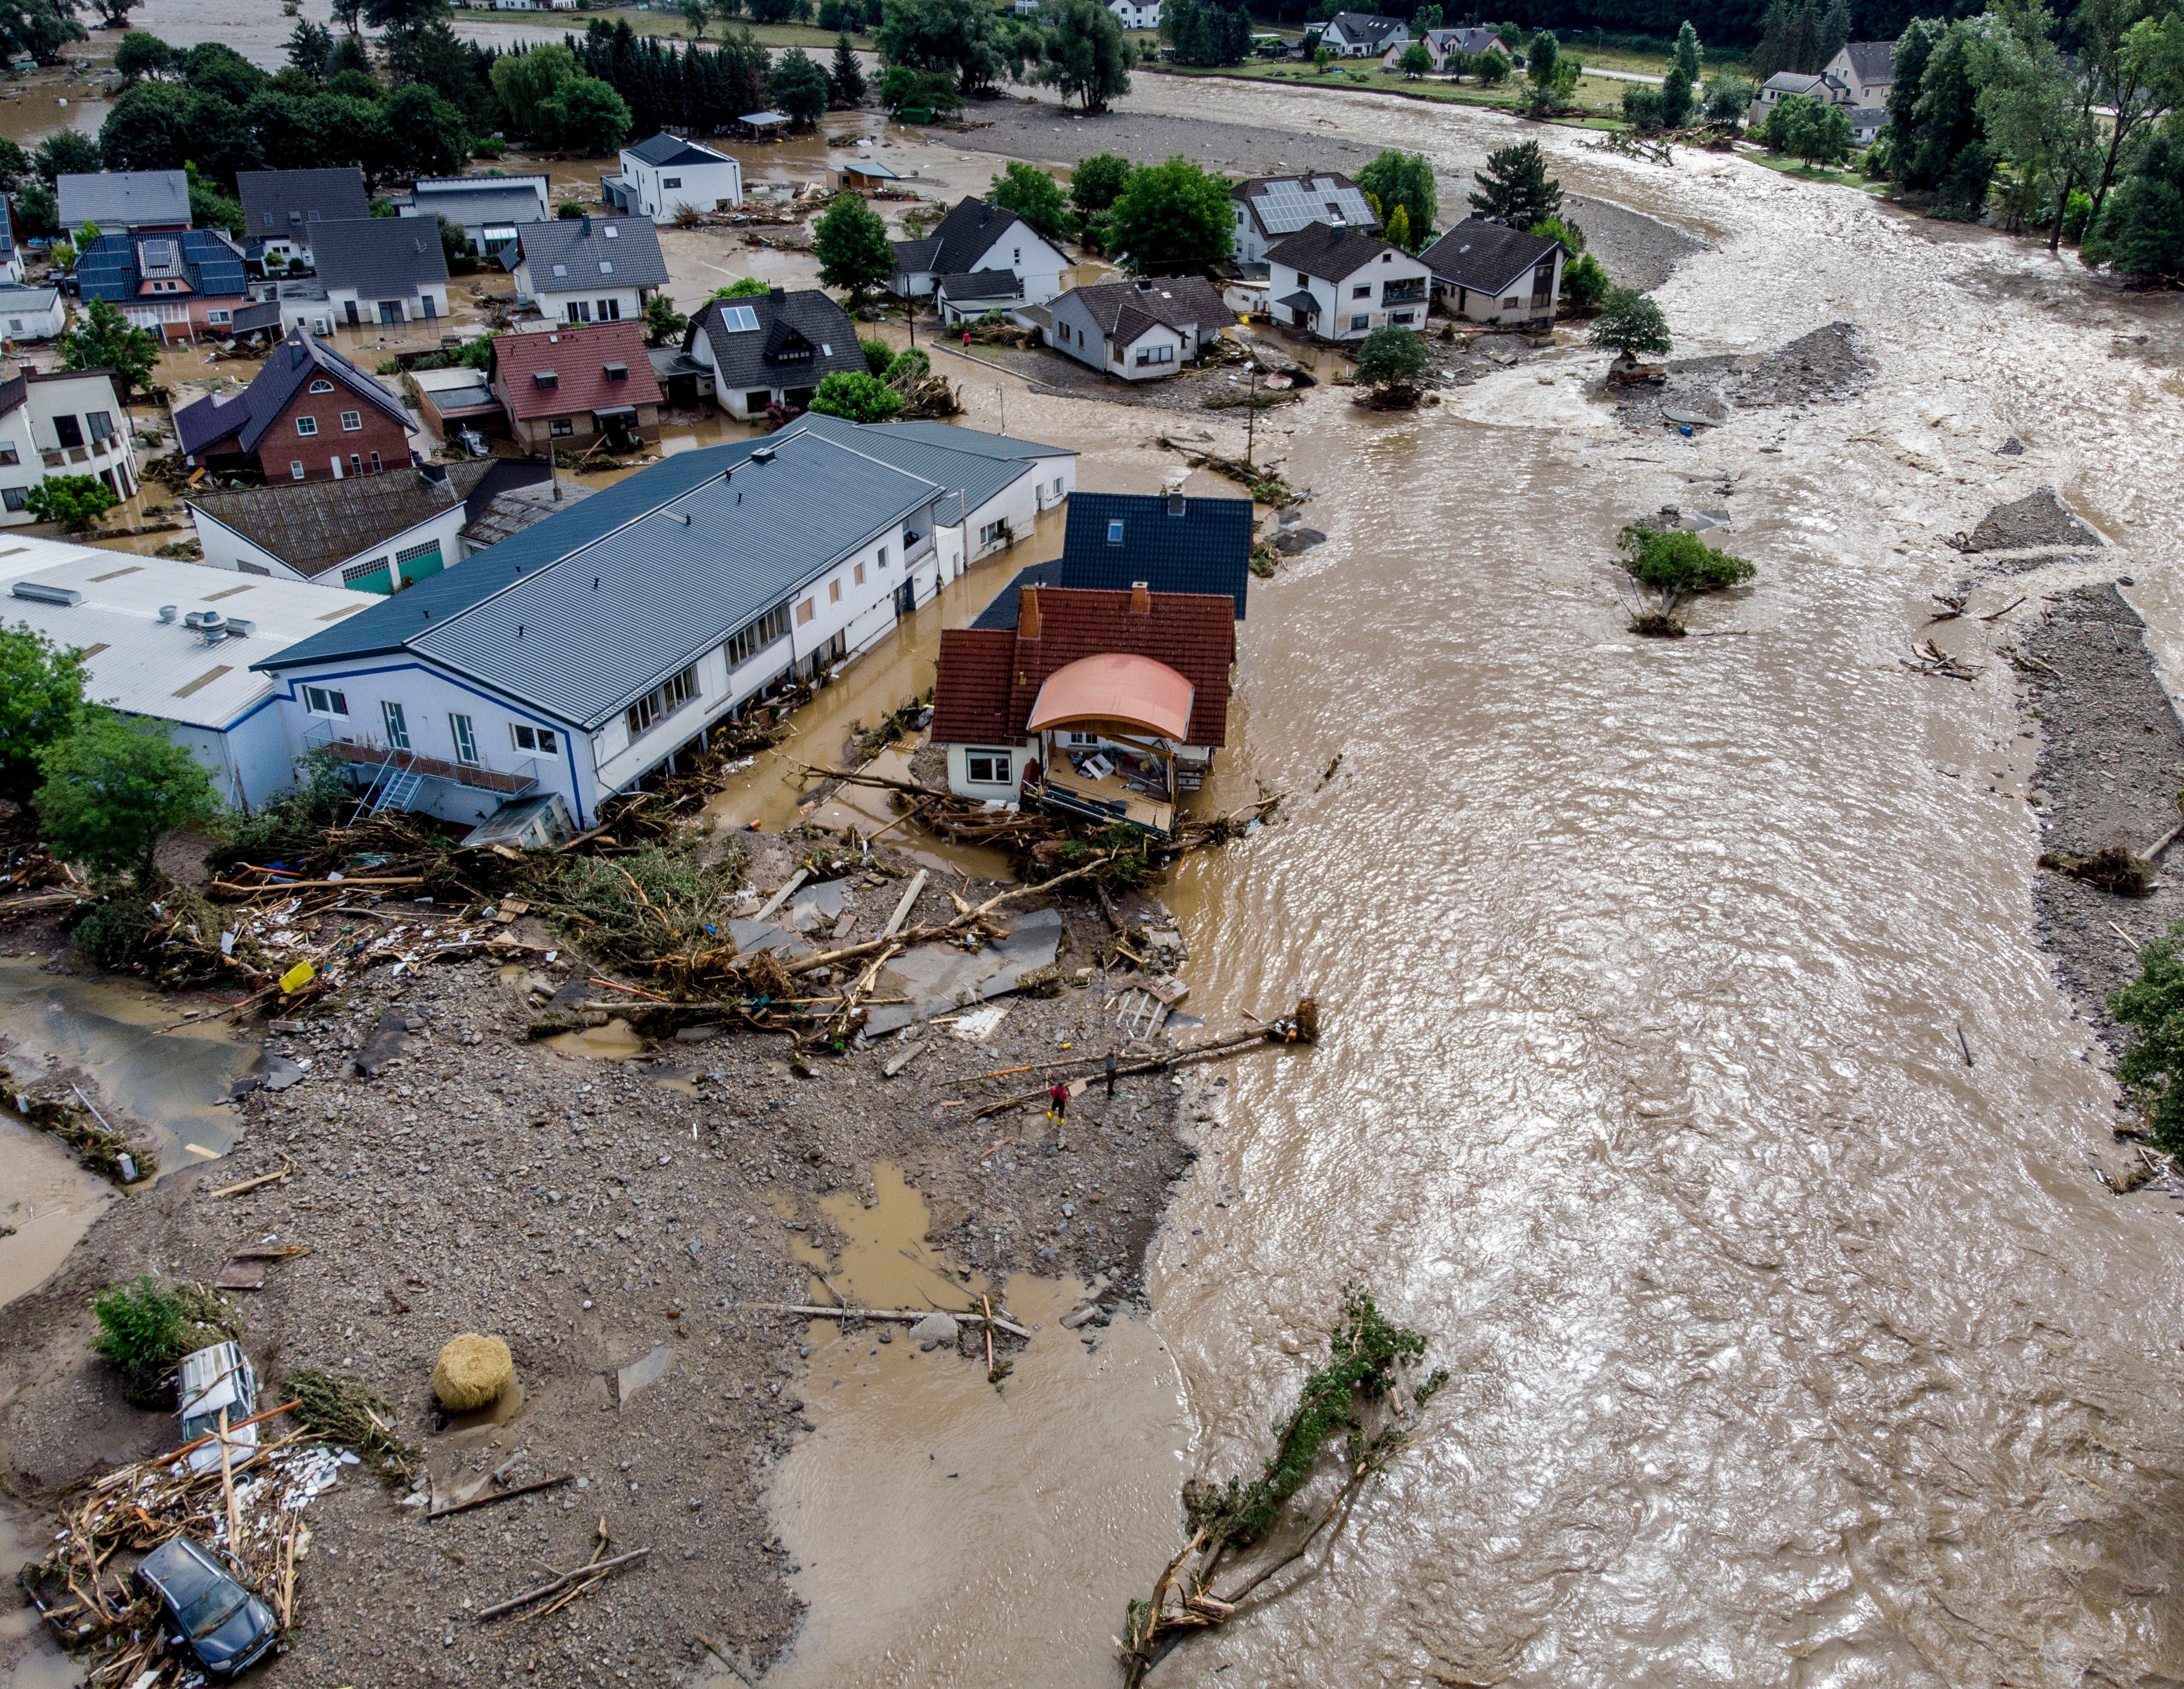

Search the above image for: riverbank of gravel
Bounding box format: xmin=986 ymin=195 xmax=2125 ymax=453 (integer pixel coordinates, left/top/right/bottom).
xmin=950 ymin=91 xmax=1704 ymax=291
xmin=0 ymin=855 xmax=1198 ymax=1686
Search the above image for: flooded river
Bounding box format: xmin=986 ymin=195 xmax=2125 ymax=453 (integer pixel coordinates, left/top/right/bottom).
xmin=754 ymin=81 xmax=2184 ymax=1689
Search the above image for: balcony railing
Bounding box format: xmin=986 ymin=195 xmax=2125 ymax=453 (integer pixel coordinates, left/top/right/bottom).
xmin=319 ymin=735 xmax=538 ymax=796
xmin=1381 ymin=281 xmax=1428 ymax=305
xmin=40 ymin=432 xmax=125 ymax=471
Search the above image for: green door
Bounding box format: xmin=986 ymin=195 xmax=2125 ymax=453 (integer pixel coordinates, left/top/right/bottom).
xmin=394 ymin=542 xmax=445 ymax=587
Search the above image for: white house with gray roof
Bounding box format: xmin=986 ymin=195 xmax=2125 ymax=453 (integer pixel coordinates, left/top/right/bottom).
xmin=1418 ymin=218 xmax=1564 ymax=324
xmin=236 ymin=167 xmax=370 ymax=270
xmin=512 ymin=215 xmax=667 ymax=326
xmin=249 ymin=431 xmax=961 ymax=830
xmin=604 ymin=133 xmax=742 ymax=223
xmin=682 ymin=288 xmax=867 ymax=420
xmin=1230 ymin=172 xmax=1380 ymax=266
xmin=56 ymin=169 xmax=190 ymax=238
xmin=891 ymin=196 xmax=1067 ymax=307
xmin=1316 ymin=12 xmax=1406 ymax=55
xmin=307 ymin=218 xmax=451 ymax=327
xmin=1043 ymin=275 xmax=1236 ymax=381
xmin=402 ymin=174 xmax=551 ymax=254
xmin=1265 ymin=222 xmax=1430 ymax=341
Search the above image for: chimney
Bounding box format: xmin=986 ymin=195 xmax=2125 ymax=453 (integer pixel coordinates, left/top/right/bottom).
xmin=1018 ymin=584 xmax=1041 ymax=639
xmin=1129 ymin=581 xmax=1150 ymax=615
xmin=581 ymin=215 xmax=593 ymax=237
xmin=1167 ymin=492 xmax=1185 ymax=516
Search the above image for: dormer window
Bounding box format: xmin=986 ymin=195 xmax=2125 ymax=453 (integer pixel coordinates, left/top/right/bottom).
xmin=534 ymin=370 xmax=558 ymax=389
xmin=603 ymin=362 xmax=627 ymax=381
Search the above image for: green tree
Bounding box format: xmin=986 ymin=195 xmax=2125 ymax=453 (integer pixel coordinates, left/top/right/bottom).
xmin=61 ymin=297 xmax=159 ymax=399
xmin=24 ymin=474 xmax=118 ymax=530
xmin=988 ymin=158 xmax=1070 ymax=238
xmin=113 ymin=28 xmax=173 ymax=81
xmin=1760 ymin=89 xmax=1815 ymax=151
xmin=1623 ymin=83 xmax=1666 ymax=129
xmin=1660 ymin=63 xmax=1693 ymax=127
xmin=1383 ymin=202 xmax=1409 ymax=247
xmin=1617 ymin=524 xmax=1755 ymax=617
xmin=1107 ymin=155 xmax=1232 ymax=274
xmin=1794 ymin=100 xmax=1853 ymax=167
xmin=877 ymin=62 xmax=963 ymax=115
xmin=1674 ymin=21 xmax=1701 ymax=79
xmin=2083 ymin=115 xmax=2184 ymax=275
xmin=1589 ymin=286 xmax=1670 ymax=358
xmin=284 ymin=17 xmax=331 ymax=81
xmin=1160 ymin=0 xmax=1248 ymax=67
xmin=1414 ymin=2 xmax=1440 ymax=27
xmin=491 ymin=41 xmax=577 ymax=136
xmin=327 ymin=65 xmax=383 ymax=100
xmin=363 ymin=0 xmax=449 ymax=32
xmin=808 ymin=369 xmax=904 ymax=421
xmin=829 ymin=31 xmax=867 ymax=104
xmin=813 ymin=189 xmax=895 ymax=299
xmin=1561 ymin=250 xmax=1610 ymax=310
xmin=1889 ymin=17 xmax=1992 ymax=214
xmin=2111 ymin=922 xmax=2184 ymax=1153
xmin=861 ymin=333 xmax=896 ymax=373
xmin=1356 ymin=148 xmax=1434 ymax=244
xmin=1970 ymin=0 xmax=2100 ymax=249
xmin=0 ymin=621 xmax=87 ymax=804
xmin=644 ymin=293 xmax=689 ymax=346
xmin=185 ymin=160 xmax=242 ymax=238
xmin=1529 ymin=214 xmax=1586 ymax=253
xmin=1474 ymin=45 xmax=1508 ymax=83
xmin=1702 ymin=73 xmax=1754 ymax=124
xmin=876 ymin=0 xmax=1029 ymax=96
xmin=1311 ymin=42 xmax=1332 ymax=70
xmin=712 ymin=275 xmax=771 ymax=297
xmin=538 ymin=75 xmax=631 ymax=153
xmin=35 ymin=711 xmax=221 ymax=888
xmin=0 ymin=137 xmax=25 ymax=195
xmin=1398 ymin=41 xmax=1430 ymax=76
xmin=770 ymin=45 xmax=831 ymax=126
xmin=1036 ymin=0 xmax=1134 ymax=114
xmin=35 ymin=129 xmax=99 ymax=183
xmin=1469 ymin=140 xmax=1560 ymax=228
xmin=1525 ymin=28 xmax=1558 ymax=111
xmin=1352 ymin=323 xmax=1428 ymax=394
xmin=386 ymin=81 xmax=472 ymax=179
xmin=183 ymin=40 xmax=263 ymax=104
xmin=1070 ymin=150 xmax=1132 ymax=214
xmin=0 ymin=0 xmax=85 ymax=66
xmin=682 ymin=0 xmax=709 ymax=35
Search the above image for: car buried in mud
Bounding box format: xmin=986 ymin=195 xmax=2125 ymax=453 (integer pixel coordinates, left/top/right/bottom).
xmin=133 ymin=1536 xmax=279 ymax=1678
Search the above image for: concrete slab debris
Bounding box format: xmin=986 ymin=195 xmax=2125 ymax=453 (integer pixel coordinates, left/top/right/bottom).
xmin=864 ymin=908 xmax=1064 ymax=1036
xmin=616 ymin=1343 xmax=673 ymax=1407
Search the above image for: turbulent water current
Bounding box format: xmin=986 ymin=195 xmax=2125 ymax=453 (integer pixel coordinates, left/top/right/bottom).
xmin=756 ymin=80 xmax=2184 ymax=1689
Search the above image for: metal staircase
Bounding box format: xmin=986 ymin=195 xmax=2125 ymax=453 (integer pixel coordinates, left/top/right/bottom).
xmin=348 ymin=750 xmax=423 ymax=824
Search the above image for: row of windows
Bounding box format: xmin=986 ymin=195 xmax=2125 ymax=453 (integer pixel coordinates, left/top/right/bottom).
xmin=564 ymin=298 xmax=625 ymax=324
xmin=726 ymin=603 xmax=788 ymax=669
xmin=302 ymin=687 xmax=560 ymax=761
xmin=290 ymin=452 xmax=384 ymax=478
xmin=296 ymin=410 xmax=366 ymax=437
xmin=626 ymin=663 xmax=697 ymax=738
xmin=1134 ymin=344 xmax=1176 ymax=367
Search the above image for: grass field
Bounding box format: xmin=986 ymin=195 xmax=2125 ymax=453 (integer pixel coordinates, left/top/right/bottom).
xmin=448 ymin=6 xmax=872 ymax=49
xmin=1151 ymin=59 xmax=1642 ymax=119
xmin=1743 ymin=149 xmax=1884 ymax=192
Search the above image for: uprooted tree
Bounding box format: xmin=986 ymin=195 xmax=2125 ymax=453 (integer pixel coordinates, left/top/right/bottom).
xmin=1117 ymin=1286 xmax=1448 ymax=1687
xmin=1617 ymin=523 xmax=1755 ymax=636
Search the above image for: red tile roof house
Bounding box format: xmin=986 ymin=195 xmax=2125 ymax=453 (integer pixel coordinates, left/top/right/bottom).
xmin=490 ymin=321 xmax=663 ymax=455
xmin=174 ymin=326 xmax=414 ymax=484
xmin=929 ymin=580 xmax=1234 ymax=837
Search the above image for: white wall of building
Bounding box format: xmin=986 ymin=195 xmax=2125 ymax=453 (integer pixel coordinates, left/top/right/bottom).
xmin=620 ymin=150 xmax=742 ymax=222
xmin=190 ymin=500 xmax=472 ymax=592
xmin=0 ymin=372 xmax=136 ymax=525
xmin=326 ymin=281 xmax=451 ymax=328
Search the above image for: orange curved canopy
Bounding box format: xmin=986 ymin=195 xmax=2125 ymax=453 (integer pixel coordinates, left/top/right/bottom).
xmin=1025 ymin=653 xmax=1194 ymax=742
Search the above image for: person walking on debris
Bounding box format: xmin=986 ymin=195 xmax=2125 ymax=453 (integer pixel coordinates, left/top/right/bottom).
xmin=1047 ymin=1073 xmax=1069 ymax=1124
xmin=1104 ymin=1045 xmax=1119 ymax=1097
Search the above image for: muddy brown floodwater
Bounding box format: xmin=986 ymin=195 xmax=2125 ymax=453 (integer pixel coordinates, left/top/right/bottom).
xmin=735 ymin=81 xmax=2184 ymax=1689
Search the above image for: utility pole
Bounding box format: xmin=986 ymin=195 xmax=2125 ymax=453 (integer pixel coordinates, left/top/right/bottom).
xmin=1243 ymin=361 xmax=1259 ymax=471
xmin=994 ymin=382 xmax=1007 ymax=436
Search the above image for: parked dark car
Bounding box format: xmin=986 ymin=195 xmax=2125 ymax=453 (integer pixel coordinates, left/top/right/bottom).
xmin=133 ymin=1536 xmax=278 ymax=1678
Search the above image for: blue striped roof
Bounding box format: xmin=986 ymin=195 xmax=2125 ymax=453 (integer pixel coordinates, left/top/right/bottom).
xmin=1059 ymin=492 xmax=1253 ymax=619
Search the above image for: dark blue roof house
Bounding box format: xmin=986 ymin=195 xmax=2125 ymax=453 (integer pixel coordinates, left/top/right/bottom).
xmin=75 ymin=228 xmax=249 ymax=334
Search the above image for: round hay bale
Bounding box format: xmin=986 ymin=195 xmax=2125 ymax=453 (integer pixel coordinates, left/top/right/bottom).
xmin=432 ymin=1333 xmax=512 ymax=1412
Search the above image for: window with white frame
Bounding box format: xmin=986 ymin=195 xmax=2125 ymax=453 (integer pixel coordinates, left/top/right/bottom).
xmin=450 ymin=712 xmax=479 ymax=764
xmin=624 ymin=664 xmax=697 ymax=738
xmin=662 ymin=176 xmax=681 ymax=188
xmin=965 ymin=749 xmax=1012 ymax=784
xmin=979 ymin=518 xmax=1007 ymax=546
xmin=304 ymin=685 xmax=348 ymax=717
xmin=290 ymin=461 xmax=306 ymax=479
xmin=308 ymin=379 xmax=335 ymax=393
xmin=1134 ymin=344 xmax=1175 ymax=367
xmin=512 ymin=723 xmax=558 ymax=754
xmin=295 ymin=415 xmax=318 ymax=436
xmin=340 ymin=410 xmax=362 ymax=432
xmin=0 ymin=444 xmax=18 ymax=466
xmin=381 ymin=699 xmax=409 ymax=748
xmin=548 ymin=418 xmax=574 ymax=438
xmin=725 ymin=603 xmax=788 ymax=668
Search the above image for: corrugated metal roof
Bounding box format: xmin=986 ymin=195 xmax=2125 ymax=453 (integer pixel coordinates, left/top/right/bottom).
xmin=0 ymin=537 xmax=376 ymax=730
xmin=189 ymin=461 xmax=491 ymax=577
xmin=778 ymin=412 xmax=1070 ymax=522
xmin=1060 ymin=492 xmax=1252 ymax=620
xmin=407 ymin=431 xmax=942 ymax=726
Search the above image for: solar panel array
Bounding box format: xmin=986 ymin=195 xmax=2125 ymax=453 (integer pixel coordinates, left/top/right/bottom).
xmin=1249 ymin=176 xmax=1376 ymax=235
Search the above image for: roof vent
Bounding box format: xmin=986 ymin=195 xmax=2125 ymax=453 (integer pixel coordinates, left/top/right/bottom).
xmin=183 ymin=610 xmax=226 ymax=632
xmin=159 ymin=604 xmax=178 ymax=623
xmin=751 ymin=445 xmax=775 ymax=464
xmin=667 ymin=510 xmax=691 ymax=525
xmin=419 ymin=462 xmax=448 ymax=485
xmin=1167 ymin=492 xmax=1185 ymax=515
xmin=11 ymin=580 xmax=80 ymax=606
xmin=223 ymin=616 xmax=255 ymax=638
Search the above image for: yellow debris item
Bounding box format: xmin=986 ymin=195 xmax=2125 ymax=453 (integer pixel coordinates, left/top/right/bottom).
xmin=432 ymin=1334 xmax=512 ymax=1412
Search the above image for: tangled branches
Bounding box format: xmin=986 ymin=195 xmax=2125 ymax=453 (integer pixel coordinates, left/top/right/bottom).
xmin=527 ymin=841 xmax=749 ymax=972
xmin=1119 ymin=1286 xmax=1447 ymax=1685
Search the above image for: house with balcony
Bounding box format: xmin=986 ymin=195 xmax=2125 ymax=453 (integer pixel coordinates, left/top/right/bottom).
xmin=1266 ymin=222 xmax=1430 ymax=343
xmin=236 ymin=167 xmax=371 ymax=271
xmin=930 ymin=576 xmax=1235 ymax=835
xmin=1231 ymin=173 xmax=1380 ymax=267
xmin=1419 ymin=218 xmax=1565 ymax=325
xmin=75 ymin=228 xmax=250 ymax=343
xmin=403 ymin=174 xmax=551 ymax=255
xmin=491 ymin=319 xmax=663 ymax=454
xmin=0 ymin=366 xmax=138 ymax=521
xmin=173 ymin=325 xmax=415 ymax=483
xmin=249 ymin=429 xmax=956 ymax=833
xmin=512 ymin=215 xmax=667 ymax=326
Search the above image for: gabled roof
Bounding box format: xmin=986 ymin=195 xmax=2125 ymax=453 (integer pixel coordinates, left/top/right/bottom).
xmin=685 ymin=289 xmax=866 ymax=395
xmin=493 ymin=320 xmax=663 ymax=420
xmin=1419 ymin=218 xmax=1564 ymax=295
xmin=172 ymin=326 xmax=410 ymax=458
xmin=309 ymin=217 xmax=450 ymax=298
xmin=1759 ymin=70 xmax=1831 ymax=94
xmin=236 ymin=169 xmax=370 ymax=241
xmin=932 ymin=584 xmax=1235 ymax=747
xmin=1323 ymin=11 xmax=1403 ymax=42
xmin=866 ymin=419 xmax=1075 ymax=462
xmin=516 ymin=215 xmax=668 ymax=293
xmin=260 ymin=429 xmax=944 ymax=728
xmin=624 ymin=132 xmax=733 ymax=168
xmin=189 ymin=459 xmax=494 ymax=577
xmin=777 ymin=412 xmax=1073 ymax=520
xmin=413 ymin=173 xmax=550 ymax=202
xmin=936 ymin=269 xmax=1024 ymax=301
xmin=57 ymin=169 xmax=189 ymax=230
xmin=76 ymin=228 xmax=248 ymax=307
xmin=1264 ymin=221 xmax=1414 ymax=282
xmin=1234 ymin=172 xmax=1380 ymax=238
xmin=1837 ymin=40 xmax=1896 ymax=83
xmin=1061 ymin=275 xmax=1236 ymax=344
xmin=1428 ymin=26 xmax=1500 ymax=54
xmin=1059 ymin=491 xmax=1252 ymax=619
xmin=892 ymin=196 xmax=1052 ymax=278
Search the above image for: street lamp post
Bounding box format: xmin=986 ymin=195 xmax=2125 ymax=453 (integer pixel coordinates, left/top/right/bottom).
xmin=1242 ymin=361 xmax=1259 ymax=472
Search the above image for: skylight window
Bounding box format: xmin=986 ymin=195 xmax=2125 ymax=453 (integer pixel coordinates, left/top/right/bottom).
xmin=603 ymin=224 xmax=619 ymax=238
xmin=599 ymin=260 xmax=614 ymax=274
xmin=719 ymin=305 xmax=759 ymax=332
xmin=552 ymin=263 xmax=568 ymax=277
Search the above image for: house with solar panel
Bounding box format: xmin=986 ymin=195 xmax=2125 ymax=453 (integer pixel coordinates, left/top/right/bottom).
xmin=249 ymin=430 xmax=965 ymax=834
xmin=680 ymin=289 xmax=868 ymax=421
xmin=74 ymin=227 xmax=250 ymax=343
xmin=1230 ymin=173 xmax=1381 ymax=268
xmin=604 ymin=133 xmax=743 ymax=223
xmin=512 ymin=215 xmax=667 ymax=327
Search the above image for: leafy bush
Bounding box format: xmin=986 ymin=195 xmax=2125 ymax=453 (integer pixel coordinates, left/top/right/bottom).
xmin=208 ymin=747 xmax=352 ymax=874
xmin=2111 ymin=925 xmax=2184 ymax=1154
xmin=1353 ymin=324 xmax=1429 ymax=391
xmin=883 ymin=347 xmax=930 ymax=388
xmin=1618 ymin=524 xmax=1755 ymax=599
xmin=1621 ymin=83 xmax=1664 ymax=130
xmin=24 ymin=473 xmax=119 ymax=530
xmin=1588 ymin=287 xmax=1671 ymax=359
xmin=808 ymin=369 xmax=904 ymax=422
xmin=1561 ymin=251 xmax=1610 ymax=311
xmin=93 ymin=1276 xmax=242 ymax=1406
xmin=2061 ymin=188 xmax=2093 ymax=243
xmin=860 ymin=334 xmax=897 ymax=376
xmin=68 ymin=893 xmax=159 ymax=971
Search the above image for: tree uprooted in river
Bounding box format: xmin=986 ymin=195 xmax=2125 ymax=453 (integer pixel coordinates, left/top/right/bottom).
xmin=1117 ymin=1286 xmax=1448 ymax=1685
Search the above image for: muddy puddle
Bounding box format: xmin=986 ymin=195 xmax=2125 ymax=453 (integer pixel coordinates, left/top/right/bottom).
xmin=739 ymin=1163 xmax=1188 ymax=1688
xmin=0 ymin=1497 xmax=71 ymax=1689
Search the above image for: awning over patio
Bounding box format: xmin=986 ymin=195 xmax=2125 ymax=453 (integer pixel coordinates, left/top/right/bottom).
xmin=1276 ymin=290 xmax=1319 ymax=314
xmin=1026 ymin=653 xmax=1194 ymax=742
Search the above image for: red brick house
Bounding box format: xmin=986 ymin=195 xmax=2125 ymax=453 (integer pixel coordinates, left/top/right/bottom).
xmin=173 ymin=326 xmax=414 ymax=484
xmin=930 ymin=580 xmax=1234 ymax=836
xmin=489 ymin=321 xmax=663 ymax=456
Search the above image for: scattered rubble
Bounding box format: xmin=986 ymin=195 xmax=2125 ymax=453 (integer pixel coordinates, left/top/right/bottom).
xmin=1611 ymin=321 xmax=1876 ymax=431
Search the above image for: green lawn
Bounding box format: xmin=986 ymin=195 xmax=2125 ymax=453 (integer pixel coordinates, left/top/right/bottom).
xmin=1150 ymin=60 xmax=1636 ymax=117
xmin=449 ymin=6 xmax=871 ymax=49
xmin=1742 ymin=149 xmax=1885 ymax=192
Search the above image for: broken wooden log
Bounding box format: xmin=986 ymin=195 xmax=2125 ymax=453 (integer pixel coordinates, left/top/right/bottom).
xmin=476 ymin=1548 xmax=652 ymax=1621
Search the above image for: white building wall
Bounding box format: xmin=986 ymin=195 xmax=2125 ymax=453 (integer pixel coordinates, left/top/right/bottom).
xmin=524 ymin=275 xmax=649 ymax=325
xmin=624 ymin=153 xmax=743 ymax=222
xmin=190 ymin=500 xmax=472 ymax=590
xmin=0 ymin=295 xmax=64 ymax=339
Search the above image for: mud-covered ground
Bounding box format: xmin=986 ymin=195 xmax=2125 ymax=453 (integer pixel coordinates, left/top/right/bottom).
xmin=950 ymin=92 xmax=1705 ymax=292
xmin=2022 ymin=582 xmax=2184 ymax=1057
xmin=1610 ymin=321 xmax=1878 ymax=432
xmin=0 ymin=850 xmax=1195 ymax=1686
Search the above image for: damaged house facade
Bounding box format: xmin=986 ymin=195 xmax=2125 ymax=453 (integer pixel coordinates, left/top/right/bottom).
xmin=251 ymin=430 xmax=966 ymax=833
xmin=929 ymin=490 xmax=1249 ymax=834
xmin=491 ymin=320 xmax=663 ymax=455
